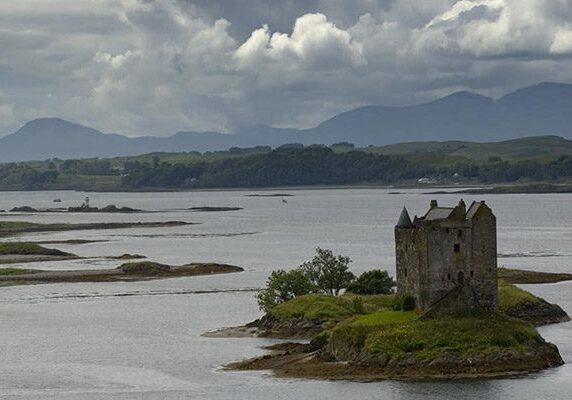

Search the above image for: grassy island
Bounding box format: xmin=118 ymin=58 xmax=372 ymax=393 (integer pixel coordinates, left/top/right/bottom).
xmin=225 ymin=270 xmax=570 ymax=380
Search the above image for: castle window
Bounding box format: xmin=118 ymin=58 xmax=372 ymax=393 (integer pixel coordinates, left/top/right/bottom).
xmin=447 ymin=273 xmax=451 ymax=280
xmin=470 ymin=270 xmax=474 ymax=278
xmin=404 ymin=268 xmax=408 ymax=277
xmin=454 ymin=244 xmax=460 ymax=253
xmin=458 ymin=230 xmax=462 ymax=237
xmin=446 ymin=228 xmax=450 ymax=234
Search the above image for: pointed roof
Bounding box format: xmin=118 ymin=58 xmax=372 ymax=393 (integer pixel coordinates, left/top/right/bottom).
xmin=397 ymin=207 xmax=413 ymax=228
xmin=466 ymin=200 xmax=491 ymax=219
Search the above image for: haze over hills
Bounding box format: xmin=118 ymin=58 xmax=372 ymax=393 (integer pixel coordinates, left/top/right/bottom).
xmin=2 ymin=82 xmax=572 ymax=162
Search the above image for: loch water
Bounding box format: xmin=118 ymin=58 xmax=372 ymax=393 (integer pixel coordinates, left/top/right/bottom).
xmin=0 ymin=189 xmax=571 ymax=399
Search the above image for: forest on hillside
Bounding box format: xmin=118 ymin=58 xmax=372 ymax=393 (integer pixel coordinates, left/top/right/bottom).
xmin=1 ymin=145 xmax=572 ymax=191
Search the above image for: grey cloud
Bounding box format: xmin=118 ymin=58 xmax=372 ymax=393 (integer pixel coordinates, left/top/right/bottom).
xmin=2 ymin=0 xmax=572 ymax=137
xmin=177 ymin=0 xmax=393 ymax=39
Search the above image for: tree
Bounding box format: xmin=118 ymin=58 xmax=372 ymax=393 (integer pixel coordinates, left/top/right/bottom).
xmin=299 ymin=248 xmax=355 ymax=296
xmin=256 ymin=269 xmax=315 ymax=313
xmin=347 ymin=270 xmax=396 ymax=295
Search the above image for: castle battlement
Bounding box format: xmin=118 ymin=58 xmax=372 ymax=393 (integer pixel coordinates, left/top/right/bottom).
xmin=395 ymin=199 xmax=497 ymax=311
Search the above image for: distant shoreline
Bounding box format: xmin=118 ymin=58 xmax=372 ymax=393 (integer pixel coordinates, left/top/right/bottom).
xmin=1 ymin=182 xmax=572 ymax=195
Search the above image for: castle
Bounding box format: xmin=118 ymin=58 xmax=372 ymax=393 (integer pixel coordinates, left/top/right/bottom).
xmin=395 ymin=199 xmax=497 ymax=311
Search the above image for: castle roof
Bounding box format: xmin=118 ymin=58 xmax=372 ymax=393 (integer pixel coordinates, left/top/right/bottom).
xmin=396 ymin=207 xmax=413 ymax=228
xmin=466 ymin=201 xmax=484 ymax=219
xmin=424 ymin=207 xmax=455 ymax=221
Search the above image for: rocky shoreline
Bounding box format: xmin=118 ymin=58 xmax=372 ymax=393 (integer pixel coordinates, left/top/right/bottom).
xmin=228 ymin=340 xmax=563 ymax=381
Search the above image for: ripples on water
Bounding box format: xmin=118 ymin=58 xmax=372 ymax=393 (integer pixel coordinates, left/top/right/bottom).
xmin=0 ymin=189 xmax=571 ymax=399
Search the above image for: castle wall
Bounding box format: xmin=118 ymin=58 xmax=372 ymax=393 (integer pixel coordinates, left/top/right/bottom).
xmin=395 ymin=227 xmax=426 ymax=307
xmin=469 ymin=210 xmax=498 ymax=310
xmin=425 ymin=222 xmax=472 ymax=309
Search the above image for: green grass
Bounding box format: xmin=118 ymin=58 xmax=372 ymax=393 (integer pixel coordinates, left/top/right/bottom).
xmin=0 ymin=242 xmax=70 ymax=256
xmin=271 ymin=294 xmax=395 ymax=322
xmin=351 ymin=311 xmax=416 ymax=326
xmin=0 ymin=268 xmax=36 ymax=275
xmin=270 ymin=281 xmax=544 ymax=324
xmin=363 ymin=313 xmax=540 ymax=359
xmin=328 ymin=310 xmax=540 ymax=360
xmin=497 ymin=280 xmax=541 ymax=311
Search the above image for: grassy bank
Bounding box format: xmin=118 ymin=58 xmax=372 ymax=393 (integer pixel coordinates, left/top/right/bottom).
xmin=0 ymin=242 xmax=71 ymax=257
xmin=498 ymin=267 xmax=572 ymax=284
xmin=271 ymin=294 xmax=394 ymax=323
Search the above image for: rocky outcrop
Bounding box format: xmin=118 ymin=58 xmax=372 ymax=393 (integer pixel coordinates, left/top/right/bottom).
xmin=504 ymin=299 xmax=570 ymax=326
xmin=245 ymin=314 xmax=325 ymax=338
xmin=230 ymin=339 xmax=564 ymax=381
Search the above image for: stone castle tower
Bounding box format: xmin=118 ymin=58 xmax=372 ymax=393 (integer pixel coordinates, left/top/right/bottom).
xmin=395 ymin=199 xmax=497 ymax=311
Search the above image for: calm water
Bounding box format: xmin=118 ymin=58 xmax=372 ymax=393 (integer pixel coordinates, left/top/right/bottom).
xmin=0 ymin=189 xmax=571 ymax=399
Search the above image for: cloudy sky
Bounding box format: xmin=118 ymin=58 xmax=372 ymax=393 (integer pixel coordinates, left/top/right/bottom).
xmin=1 ymin=0 xmax=572 ymax=136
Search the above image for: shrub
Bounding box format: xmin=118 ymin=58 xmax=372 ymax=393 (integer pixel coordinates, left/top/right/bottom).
xmin=347 ymin=270 xmax=396 ymax=295
xmin=392 ymin=295 xmax=416 ymax=311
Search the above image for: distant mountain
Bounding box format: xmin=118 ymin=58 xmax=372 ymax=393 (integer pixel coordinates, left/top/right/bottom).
xmin=3 ymin=82 xmax=572 ymax=162
xmin=0 ymin=118 xmax=243 ymax=162
xmin=305 ymin=82 xmax=572 ymax=144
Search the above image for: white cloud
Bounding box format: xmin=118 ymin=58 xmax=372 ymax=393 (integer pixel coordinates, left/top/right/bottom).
xmin=550 ymin=28 xmax=572 ymax=55
xmin=235 ymin=13 xmax=365 ymax=71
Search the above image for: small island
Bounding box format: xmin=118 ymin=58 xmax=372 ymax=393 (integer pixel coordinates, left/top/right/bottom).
xmin=10 ymin=204 xmax=144 ymax=213
xmin=188 ymin=206 xmax=243 ymax=212
xmin=0 ymin=242 xmax=80 ymax=264
xmin=215 ymin=200 xmax=570 ymax=381
xmin=0 ymin=220 xmax=193 ymax=238
xmin=0 ymin=260 xmax=243 ymax=287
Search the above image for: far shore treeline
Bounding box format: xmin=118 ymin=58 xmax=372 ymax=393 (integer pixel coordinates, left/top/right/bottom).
xmin=1 ymin=140 xmax=572 ymax=191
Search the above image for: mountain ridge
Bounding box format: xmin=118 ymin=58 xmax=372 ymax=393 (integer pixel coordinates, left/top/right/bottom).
xmin=3 ymin=82 xmax=572 ymax=162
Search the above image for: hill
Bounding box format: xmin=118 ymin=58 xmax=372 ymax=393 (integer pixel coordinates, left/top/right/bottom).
xmin=367 ymin=135 xmax=572 ymax=161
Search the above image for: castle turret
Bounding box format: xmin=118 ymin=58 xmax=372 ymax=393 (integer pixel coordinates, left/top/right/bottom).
xmin=396 ymin=207 xmax=413 ymax=228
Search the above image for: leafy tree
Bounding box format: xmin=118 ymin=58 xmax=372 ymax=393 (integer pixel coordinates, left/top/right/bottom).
xmin=256 ymin=269 xmax=315 ymax=313
xmin=347 ymin=269 xmax=396 ymax=295
xmin=299 ymin=248 xmax=355 ymax=296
